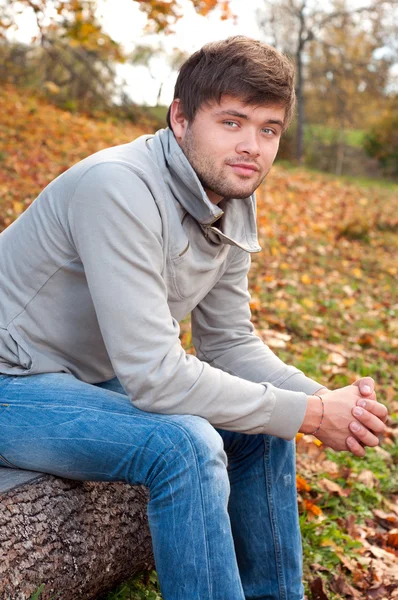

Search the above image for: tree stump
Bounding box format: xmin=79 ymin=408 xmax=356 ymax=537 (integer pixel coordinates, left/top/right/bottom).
xmin=0 ymin=468 xmax=154 ymax=600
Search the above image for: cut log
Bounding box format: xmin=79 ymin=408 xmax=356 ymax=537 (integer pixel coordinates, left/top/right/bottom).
xmin=0 ymin=468 xmax=154 ymax=600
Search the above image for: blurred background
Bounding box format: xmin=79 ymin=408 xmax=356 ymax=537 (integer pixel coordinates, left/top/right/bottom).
xmin=0 ymin=0 xmax=397 ymax=180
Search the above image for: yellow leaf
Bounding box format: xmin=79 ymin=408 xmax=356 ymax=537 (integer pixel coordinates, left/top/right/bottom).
xmin=352 ymin=268 xmax=363 ymax=278
xmin=43 ymin=81 xmax=61 ymax=95
xmin=12 ymin=201 xmax=23 ymax=215
xmin=275 ymin=299 xmax=288 ymax=310
xmin=301 ymin=274 xmax=312 ymax=284
xmin=302 ymin=298 xmax=314 ymax=308
xmin=343 ymin=297 xmax=356 ymax=307
xmin=249 ymin=298 xmax=261 ymax=312
xmin=321 ymin=538 xmax=341 ymax=550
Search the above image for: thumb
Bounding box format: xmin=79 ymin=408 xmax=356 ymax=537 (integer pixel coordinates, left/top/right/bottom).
xmin=353 ymin=376 xmax=375 ymax=397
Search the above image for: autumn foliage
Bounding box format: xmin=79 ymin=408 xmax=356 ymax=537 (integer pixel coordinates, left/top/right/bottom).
xmin=0 ymin=85 xmax=146 ymax=230
xmin=1 ymin=86 xmax=397 ymax=599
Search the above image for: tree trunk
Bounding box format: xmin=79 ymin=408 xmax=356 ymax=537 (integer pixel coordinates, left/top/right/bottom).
xmin=295 ymin=45 xmax=305 ymax=163
xmin=0 ymin=469 xmax=154 ymax=600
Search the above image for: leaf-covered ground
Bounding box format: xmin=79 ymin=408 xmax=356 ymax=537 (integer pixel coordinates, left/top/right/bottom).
xmin=0 ymin=85 xmax=146 ymax=231
xmin=251 ymin=172 xmax=398 ymax=599
xmin=1 ymin=86 xmax=397 ymax=600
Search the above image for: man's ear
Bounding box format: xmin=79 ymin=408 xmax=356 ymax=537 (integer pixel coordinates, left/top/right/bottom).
xmin=169 ymin=99 xmax=188 ymax=143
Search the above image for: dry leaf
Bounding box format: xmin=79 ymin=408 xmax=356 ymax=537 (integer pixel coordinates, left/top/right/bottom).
xmin=386 ymin=529 xmax=398 ymax=549
xmin=357 ymin=469 xmax=378 ymax=488
xmin=309 ymin=577 xmax=329 ymax=600
xmin=327 ymin=351 xmax=347 ymax=366
xmin=330 ymin=574 xmax=362 ymax=598
xmin=318 ymin=477 xmax=347 ymax=496
xmin=373 ymin=509 xmax=398 ymax=530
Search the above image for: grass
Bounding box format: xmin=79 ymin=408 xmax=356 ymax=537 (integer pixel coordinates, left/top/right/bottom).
xmin=100 ymin=572 xmax=162 ymax=600
xmin=276 ymin=157 xmax=398 ymax=190
xmin=305 ymin=124 xmax=366 ymax=147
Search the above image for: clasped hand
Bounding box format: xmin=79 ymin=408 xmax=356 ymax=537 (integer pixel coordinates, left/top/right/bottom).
xmin=307 ymin=378 xmax=388 ymax=457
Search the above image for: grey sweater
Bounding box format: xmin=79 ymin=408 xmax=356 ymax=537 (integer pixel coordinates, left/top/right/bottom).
xmin=0 ymin=128 xmax=321 ymax=438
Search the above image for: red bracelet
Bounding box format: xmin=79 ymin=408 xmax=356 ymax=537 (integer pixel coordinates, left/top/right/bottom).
xmin=310 ymin=394 xmax=325 ymax=436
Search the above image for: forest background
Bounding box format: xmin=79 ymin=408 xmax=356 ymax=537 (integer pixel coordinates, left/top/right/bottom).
xmin=0 ymin=1 xmax=397 ymax=599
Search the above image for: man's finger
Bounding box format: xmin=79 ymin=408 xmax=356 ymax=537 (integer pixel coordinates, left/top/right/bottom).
xmin=346 ymin=436 xmax=366 ymax=457
xmin=355 ymin=400 xmax=388 ymax=424
xmin=353 ymin=377 xmax=375 ymax=397
xmin=349 ymin=419 xmax=380 ymax=447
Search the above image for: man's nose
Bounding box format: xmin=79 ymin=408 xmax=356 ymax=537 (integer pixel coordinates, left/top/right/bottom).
xmin=235 ymin=133 xmax=261 ymax=157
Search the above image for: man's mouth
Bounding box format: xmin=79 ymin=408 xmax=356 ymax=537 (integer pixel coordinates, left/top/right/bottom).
xmin=228 ymin=163 xmax=260 ymax=175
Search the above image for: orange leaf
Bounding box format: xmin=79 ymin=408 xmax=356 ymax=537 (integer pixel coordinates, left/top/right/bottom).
xmin=304 ymin=499 xmax=323 ymax=516
xmin=296 ymin=475 xmax=311 ymax=492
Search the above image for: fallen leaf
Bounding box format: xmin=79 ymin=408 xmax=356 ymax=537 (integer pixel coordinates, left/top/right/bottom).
xmin=318 ymin=477 xmax=347 ymax=496
xmin=327 ymin=351 xmax=347 ymax=366
xmin=309 ymin=577 xmax=329 ymax=600
xmin=357 ymin=332 xmax=374 ymax=346
xmin=257 ymin=329 xmax=291 ymax=349
xmin=304 ymin=499 xmax=323 ymax=516
xmin=373 ymin=509 xmax=398 ymax=530
xmin=357 ymin=469 xmax=378 ymax=488
xmin=386 ymin=529 xmax=398 ymax=549
xmin=330 ymin=574 xmax=362 ymax=598
xmin=296 ymin=475 xmax=311 ymax=492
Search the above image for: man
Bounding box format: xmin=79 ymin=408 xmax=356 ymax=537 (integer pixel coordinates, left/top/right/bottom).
xmin=0 ymin=37 xmax=387 ymax=599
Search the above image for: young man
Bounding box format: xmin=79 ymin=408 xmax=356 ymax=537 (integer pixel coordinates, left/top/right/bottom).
xmin=0 ymin=37 xmax=387 ymax=599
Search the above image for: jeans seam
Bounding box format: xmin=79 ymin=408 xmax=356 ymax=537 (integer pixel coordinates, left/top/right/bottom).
xmin=263 ymin=435 xmax=286 ymax=600
xmin=0 ymin=454 xmax=19 ymax=468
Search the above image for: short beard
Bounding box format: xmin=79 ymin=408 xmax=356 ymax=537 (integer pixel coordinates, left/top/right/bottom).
xmin=181 ymin=126 xmax=266 ymax=200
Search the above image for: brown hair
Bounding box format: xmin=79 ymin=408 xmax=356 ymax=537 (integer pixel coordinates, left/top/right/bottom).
xmin=167 ymin=36 xmax=296 ymax=131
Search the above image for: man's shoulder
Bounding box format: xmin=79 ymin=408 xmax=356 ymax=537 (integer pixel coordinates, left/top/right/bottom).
xmin=79 ymin=134 xmax=156 ymax=172
xmin=46 ymin=133 xmax=161 ymax=197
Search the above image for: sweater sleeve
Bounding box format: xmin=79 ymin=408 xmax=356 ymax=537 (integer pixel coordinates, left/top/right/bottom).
xmin=69 ymin=161 xmax=310 ymax=438
xmin=192 ymin=246 xmax=324 ymax=432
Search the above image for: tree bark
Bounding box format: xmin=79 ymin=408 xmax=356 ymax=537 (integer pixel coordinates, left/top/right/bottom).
xmin=0 ymin=469 xmax=154 ymax=600
xmin=295 ymin=3 xmax=307 ymax=164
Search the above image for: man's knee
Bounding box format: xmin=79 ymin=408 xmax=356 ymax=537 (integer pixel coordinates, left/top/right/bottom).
xmin=160 ymin=415 xmax=226 ymax=465
xmin=144 ymin=415 xmax=228 ymax=489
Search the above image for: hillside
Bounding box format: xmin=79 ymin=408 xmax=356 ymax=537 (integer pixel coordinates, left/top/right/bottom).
xmin=1 ymin=87 xmax=397 ymax=600
xmin=0 ymin=85 xmax=149 ymax=231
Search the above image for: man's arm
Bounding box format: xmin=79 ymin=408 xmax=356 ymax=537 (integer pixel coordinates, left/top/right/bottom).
xmin=68 ymin=162 xmax=312 ymax=437
xmin=191 ymin=247 xmax=387 ymax=454
xmin=192 ymin=247 xmax=323 ymax=392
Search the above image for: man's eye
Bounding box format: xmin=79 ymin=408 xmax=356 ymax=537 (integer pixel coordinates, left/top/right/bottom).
xmin=262 ymin=128 xmax=274 ymax=135
xmin=224 ymin=121 xmax=239 ymax=128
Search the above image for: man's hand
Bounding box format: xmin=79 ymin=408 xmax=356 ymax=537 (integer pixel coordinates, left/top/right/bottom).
xmin=353 ymin=376 xmax=377 ymax=400
xmin=346 ymin=376 xmax=388 ymax=455
xmin=300 ymin=384 xmax=388 ymax=457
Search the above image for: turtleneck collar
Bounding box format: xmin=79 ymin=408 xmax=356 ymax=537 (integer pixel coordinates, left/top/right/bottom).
xmin=149 ymin=128 xmax=261 ymax=253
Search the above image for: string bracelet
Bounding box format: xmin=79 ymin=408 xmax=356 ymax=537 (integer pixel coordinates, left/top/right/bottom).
xmin=310 ymin=394 xmax=325 ymax=436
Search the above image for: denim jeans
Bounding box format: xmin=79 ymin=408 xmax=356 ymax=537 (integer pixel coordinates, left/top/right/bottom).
xmin=0 ymin=373 xmax=303 ymax=600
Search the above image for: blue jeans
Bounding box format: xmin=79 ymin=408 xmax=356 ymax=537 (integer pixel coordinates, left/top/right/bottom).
xmin=0 ymin=373 xmax=303 ymax=600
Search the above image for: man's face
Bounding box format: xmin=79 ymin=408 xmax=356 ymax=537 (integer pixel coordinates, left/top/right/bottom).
xmin=172 ymin=96 xmax=285 ymax=204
